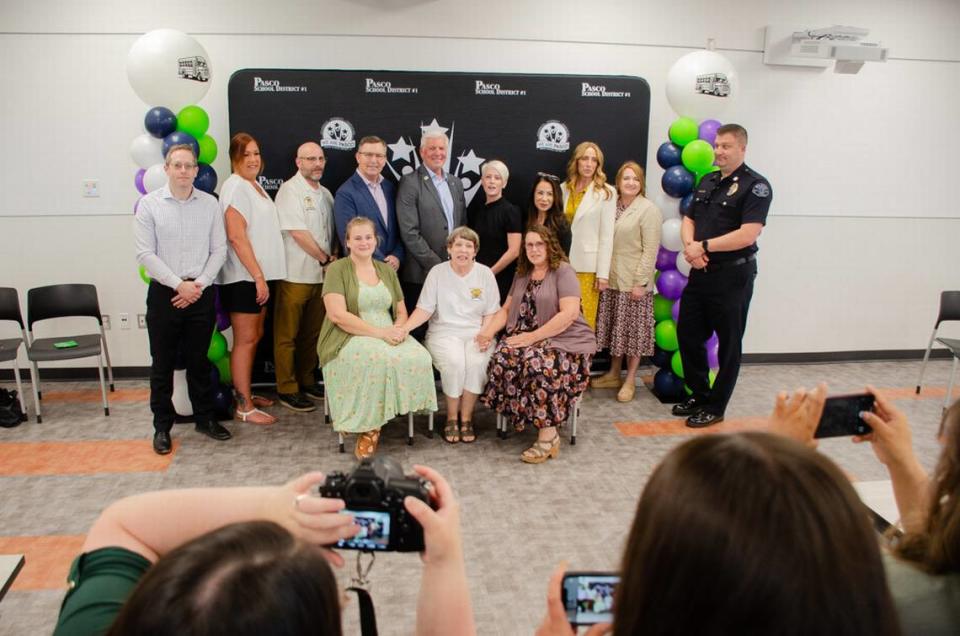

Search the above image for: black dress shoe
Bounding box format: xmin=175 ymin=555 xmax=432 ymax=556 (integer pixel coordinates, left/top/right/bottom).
xmin=301 ymin=384 xmax=325 ymax=400
xmin=686 ymin=411 xmax=725 ymax=428
xmin=279 ymin=392 xmax=317 ymax=412
xmin=195 ymin=420 xmax=232 ymax=441
xmin=153 ymin=431 xmax=172 ymax=455
xmin=672 ymin=398 xmax=704 ymax=416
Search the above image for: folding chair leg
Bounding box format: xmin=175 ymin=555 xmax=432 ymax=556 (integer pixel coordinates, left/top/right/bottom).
xmin=97 ymin=354 xmax=109 ymax=416
xmin=917 ymin=327 xmax=938 ymax=394
xmin=101 ymin=327 xmax=115 ymax=392
xmin=29 ymin=361 xmax=41 ymax=423
xmin=13 ymin=360 xmax=25 ymax=416
xmin=407 ymin=412 xmax=414 ymax=446
xmin=323 ymin=396 xmax=330 ymax=424
xmin=427 ymin=411 xmax=434 ymax=438
xmin=943 ymin=355 xmax=958 ymax=416
xmin=570 ymin=400 xmax=579 ymax=446
xmin=338 ymin=432 xmax=345 ymax=453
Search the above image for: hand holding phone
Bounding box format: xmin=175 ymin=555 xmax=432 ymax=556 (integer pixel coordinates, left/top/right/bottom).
xmin=814 ymin=393 xmax=875 ymax=438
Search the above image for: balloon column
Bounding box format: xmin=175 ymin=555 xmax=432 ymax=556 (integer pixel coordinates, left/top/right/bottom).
xmin=128 ymin=29 xmax=232 ymax=417
xmin=649 ymin=49 xmax=737 ymax=401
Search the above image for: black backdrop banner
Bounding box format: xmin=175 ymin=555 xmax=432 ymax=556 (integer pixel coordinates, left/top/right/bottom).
xmin=227 ymin=69 xmax=650 ymax=383
xmin=228 ymin=69 xmax=650 ymax=207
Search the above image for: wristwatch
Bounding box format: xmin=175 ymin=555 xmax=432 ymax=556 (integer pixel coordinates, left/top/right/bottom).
xmin=702 ymin=239 xmax=710 ymax=254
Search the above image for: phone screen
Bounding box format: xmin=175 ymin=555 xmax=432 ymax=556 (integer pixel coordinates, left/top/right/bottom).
xmin=814 ymin=393 xmax=875 ymax=438
xmin=562 ymin=573 xmax=619 ymax=626
xmin=336 ymin=509 xmax=391 ymax=551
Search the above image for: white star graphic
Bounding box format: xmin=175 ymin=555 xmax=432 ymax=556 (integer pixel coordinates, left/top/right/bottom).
xmin=457 ymin=149 xmax=485 ymax=175
xmin=420 ymin=118 xmax=449 ymax=136
xmin=388 ymin=137 xmax=415 ymax=162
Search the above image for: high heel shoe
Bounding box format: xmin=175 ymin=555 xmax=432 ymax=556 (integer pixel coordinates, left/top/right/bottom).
xmin=521 ymin=432 xmax=560 ymax=464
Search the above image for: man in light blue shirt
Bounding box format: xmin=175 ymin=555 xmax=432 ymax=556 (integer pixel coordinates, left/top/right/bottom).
xmin=396 ymin=131 xmax=467 ymax=326
xmin=134 ymin=144 xmax=229 ymax=455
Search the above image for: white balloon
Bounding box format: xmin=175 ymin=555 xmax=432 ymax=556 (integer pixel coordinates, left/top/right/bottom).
xmin=675 ymin=251 xmax=692 ymax=276
xmin=652 ymin=190 xmax=681 ymax=221
xmin=661 ymin=218 xmax=683 ymax=252
xmin=127 ymin=29 xmax=212 ymax=111
xmin=172 ymin=369 xmax=193 ymax=416
xmin=129 ymin=133 xmax=164 ymax=169
xmin=143 ymin=163 xmax=167 ymax=192
xmin=666 ymin=50 xmax=738 ymax=121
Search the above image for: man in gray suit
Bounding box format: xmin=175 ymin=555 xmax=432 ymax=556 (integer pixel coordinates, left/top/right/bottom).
xmin=396 ymin=130 xmax=467 ymax=326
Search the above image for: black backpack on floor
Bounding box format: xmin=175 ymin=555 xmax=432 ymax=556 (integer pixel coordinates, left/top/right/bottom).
xmin=0 ymin=388 xmax=27 ymax=427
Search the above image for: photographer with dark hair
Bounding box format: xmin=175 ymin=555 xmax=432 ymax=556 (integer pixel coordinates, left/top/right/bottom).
xmin=53 ymin=464 xmax=475 ymax=636
xmin=536 ymin=429 xmax=900 ymax=636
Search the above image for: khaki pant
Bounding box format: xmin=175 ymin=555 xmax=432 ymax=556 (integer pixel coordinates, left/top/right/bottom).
xmin=273 ymin=281 xmax=325 ymax=394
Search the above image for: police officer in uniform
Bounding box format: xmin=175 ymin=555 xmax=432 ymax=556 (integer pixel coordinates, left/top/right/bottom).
xmin=672 ymin=124 xmax=772 ymax=427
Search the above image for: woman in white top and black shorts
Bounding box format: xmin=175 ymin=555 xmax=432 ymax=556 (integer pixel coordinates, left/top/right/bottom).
xmin=218 ymin=133 xmax=286 ymax=425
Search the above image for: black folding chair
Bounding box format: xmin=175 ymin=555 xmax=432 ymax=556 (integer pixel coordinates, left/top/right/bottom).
xmin=916 ymin=291 xmax=960 ymax=419
xmin=26 ymin=284 xmax=114 ymax=423
xmin=0 ymin=287 xmax=29 ymax=415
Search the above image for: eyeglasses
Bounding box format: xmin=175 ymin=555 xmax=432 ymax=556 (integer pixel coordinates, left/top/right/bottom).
xmin=168 ymin=162 xmax=198 ymax=171
xmin=298 ymin=156 xmax=326 ymax=163
xmin=536 ymin=172 xmax=560 ymax=183
xmin=525 ymin=240 xmax=547 ymax=250
xmin=358 ymin=152 xmax=387 ymax=160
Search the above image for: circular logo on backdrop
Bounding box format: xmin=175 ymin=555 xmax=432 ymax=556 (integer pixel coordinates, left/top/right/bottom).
xmin=536 ymin=120 xmax=571 ymax=152
xmin=320 ymin=117 xmax=357 ymax=151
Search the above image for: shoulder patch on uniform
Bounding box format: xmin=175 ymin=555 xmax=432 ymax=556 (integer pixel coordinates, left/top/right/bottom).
xmin=751 ymin=182 xmax=770 ymax=198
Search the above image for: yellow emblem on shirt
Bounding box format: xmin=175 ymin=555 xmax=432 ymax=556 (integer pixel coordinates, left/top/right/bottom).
xmin=470 ymin=288 xmax=483 ymax=300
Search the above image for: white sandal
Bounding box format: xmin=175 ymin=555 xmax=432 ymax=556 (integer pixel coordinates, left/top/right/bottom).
xmin=234 ymin=407 xmax=277 ymax=425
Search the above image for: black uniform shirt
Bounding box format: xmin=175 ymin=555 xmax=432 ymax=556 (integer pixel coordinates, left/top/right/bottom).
xmin=683 ymin=163 xmax=772 ymax=263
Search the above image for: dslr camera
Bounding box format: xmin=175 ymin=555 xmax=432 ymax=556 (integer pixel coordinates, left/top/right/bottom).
xmin=319 ymin=456 xmax=432 ymax=552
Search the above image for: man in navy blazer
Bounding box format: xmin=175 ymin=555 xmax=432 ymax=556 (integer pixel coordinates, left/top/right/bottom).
xmin=333 ymin=135 xmax=404 ymax=270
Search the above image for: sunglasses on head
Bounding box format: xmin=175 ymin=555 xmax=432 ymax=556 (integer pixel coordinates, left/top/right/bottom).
xmin=536 ymin=172 xmax=560 ymax=183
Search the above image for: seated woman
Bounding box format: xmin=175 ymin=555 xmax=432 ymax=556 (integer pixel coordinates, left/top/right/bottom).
xmin=318 ymin=217 xmax=437 ymax=460
xmin=54 ymin=466 xmax=475 ymax=636
xmin=536 ymin=431 xmax=899 ymax=635
xmin=403 ymin=227 xmax=500 ymax=444
xmin=478 ymin=225 xmax=596 ymax=464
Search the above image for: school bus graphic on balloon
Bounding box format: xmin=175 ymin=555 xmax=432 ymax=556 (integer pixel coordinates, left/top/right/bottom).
xmin=694 ymin=73 xmax=729 ymax=97
xmin=178 ymin=56 xmax=210 ymax=82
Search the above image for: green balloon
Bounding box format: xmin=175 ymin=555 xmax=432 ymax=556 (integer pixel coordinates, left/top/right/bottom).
xmin=177 ymin=105 xmax=210 ymax=140
xmin=684 ymin=383 xmax=693 ymax=396
xmin=671 ymin=351 xmax=684 ymax=378
xmin=653 ymin=294 xmax=674 ymax=322
xmin=668 ymin=117 xmax=698 ymax=147
xmin=198 ymin=134 xmax=218 ymax=164
xmin=654 ymin=320 xmax=679 ymax=352
xmin=138 ymin=265 xmax=151 ymax=284
xmin=214 ymin=354 xmax=232 ymax=385
xmin=695 ymin=165 xmax=720 ymax=187
xmin=681 ymin=140 xmax=715 ymax=174
xmin=208 ymin=330 xmax=228 ymax=362
xmin=708 ymin=368 xmax=717 ymax=388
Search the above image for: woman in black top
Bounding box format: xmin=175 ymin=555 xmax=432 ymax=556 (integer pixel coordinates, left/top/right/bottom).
xmin=467 ymin=159 xmax=522 ymax=302
xmin=526 ymin=173 xmax=572 ymax=256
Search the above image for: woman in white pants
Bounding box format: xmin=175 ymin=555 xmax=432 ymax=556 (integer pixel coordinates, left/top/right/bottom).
xmin=403 ymin=227 xmax=500 ymax=444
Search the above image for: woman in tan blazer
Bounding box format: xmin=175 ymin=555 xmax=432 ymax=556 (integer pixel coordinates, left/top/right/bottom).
xmin=560 ymin=141 xmax=616 ymax=330
xmin=592 ymin=161 xmax=662 ymax=401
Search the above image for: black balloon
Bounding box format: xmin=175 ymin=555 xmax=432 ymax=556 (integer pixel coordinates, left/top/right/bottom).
xmin=162 ymin=130 xmax=200 ymax=160
xmin=656 ymin=142 xmax=683 ymax=170
xmin=654 ymin=368 xmax=684 ymax=398
xmin=651 ymin=346 xmax=672 ymax=369
xmin=194 ymin=163 xmax=218 ymax=194
xmin=144 ymin=107 xmax=177 ymax=139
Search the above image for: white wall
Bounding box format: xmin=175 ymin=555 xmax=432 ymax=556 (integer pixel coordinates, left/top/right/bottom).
xmin=1 ymin=0 xmax=958 ymax=366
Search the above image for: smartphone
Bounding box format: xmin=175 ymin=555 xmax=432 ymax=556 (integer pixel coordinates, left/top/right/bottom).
xmin=334 ymin=509 xmax=392 ymax=551
xmin=561 ymin=572 xmax=619 ymax=626
xmin=814 ymin=393 xmax=875 ymax=438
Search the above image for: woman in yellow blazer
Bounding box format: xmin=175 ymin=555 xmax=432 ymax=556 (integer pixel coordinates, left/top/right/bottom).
xmin=592 ymin=161 xmax=662 ymax=401
xmin=560 ymin=141 xmax=616 ymax=329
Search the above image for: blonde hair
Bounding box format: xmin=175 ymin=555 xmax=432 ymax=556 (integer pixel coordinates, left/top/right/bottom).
xmin=565 ymin=141 xmax=610 ymax=200
xmin=481 ymin=160 xmax=509 ymax=185
xmin=616 ymin=161 xmax=646 ymax=197
xmin=344 ymin=216 xmax=378 ymax=249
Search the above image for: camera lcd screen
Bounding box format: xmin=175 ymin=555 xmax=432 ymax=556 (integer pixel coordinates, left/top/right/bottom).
xmin=562 ymin=574 xmax=618 ymax=626
xmin=338 ymin=509 xmax=391 ymax=551
xmin=814 ymin=393 xmax=875 ymax=438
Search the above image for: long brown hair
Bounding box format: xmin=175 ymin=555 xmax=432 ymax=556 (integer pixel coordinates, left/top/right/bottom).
xmin=893 ymin=400 xmax=960 ymax=574
xmin=564 ymin=141 xmax=611 ymax=200
xmin=228 ymin=132 xmax=262 ymax=177
xmin=108 ymin=521 xmax=342 ymax=636
xmin=614 ymin=433 xmax=899 ymax=636
xmin=525 ymin=176 xmax=569 ymax=245
xmin=516 ymin=226 xmax=567 ymax=276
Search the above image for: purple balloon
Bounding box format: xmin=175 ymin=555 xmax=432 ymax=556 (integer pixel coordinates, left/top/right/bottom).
xmin=656 ymin=269 xmax=687 ymax=301
xmin=706 ymin=332 xmax=720 ymax=369
xmin=655 ymin=246 xmax=677 ymax=271
xmin=699 ymin=119 xmax=722 ymax=146
xmin=134 ymin=168 xmax=147 ymax=195
xmin=705 ymin=332 xmax=719 ymax=350
xmin=671 ymin=297 xmax=681 ymax=322
xmin=214 ymin=288 xmax=231 ymax=331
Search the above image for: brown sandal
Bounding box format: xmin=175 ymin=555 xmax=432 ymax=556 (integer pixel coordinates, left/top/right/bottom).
xmin=443 ymin=420 xmax=460 ymax=443
xmin=355 ymin=429 xmax=381 ymax=460
xmin=460 ymin=421 xmax=476 ymax=443
xmin=520 ymin=433 xmax=560 ymax=464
